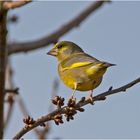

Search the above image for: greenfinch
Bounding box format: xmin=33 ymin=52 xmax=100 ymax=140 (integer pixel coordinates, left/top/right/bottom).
xmin=47 ymin=41 xmax=115 ymax=97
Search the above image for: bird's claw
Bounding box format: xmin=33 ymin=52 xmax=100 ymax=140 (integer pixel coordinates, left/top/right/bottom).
xmin=86 ymin=94 xmax=94 ymax=105
xmin=69 ymin=95 xmax=76 ymax=102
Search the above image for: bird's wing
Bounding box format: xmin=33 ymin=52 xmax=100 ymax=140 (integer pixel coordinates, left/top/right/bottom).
xmin=60 ymin=53 xmax=100 ymax=71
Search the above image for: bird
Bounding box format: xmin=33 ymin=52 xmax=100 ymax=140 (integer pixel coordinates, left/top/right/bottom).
xmin=47 ymin=41 xmax=115 ymax=99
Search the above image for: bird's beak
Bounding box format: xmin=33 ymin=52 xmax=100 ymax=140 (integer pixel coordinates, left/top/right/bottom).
xmin=106 ymin=63 xmax=116 ymax=67
xmin=47 ymin=48 xmax=58 ymax=57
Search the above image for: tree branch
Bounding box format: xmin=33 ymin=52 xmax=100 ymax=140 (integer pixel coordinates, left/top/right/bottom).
xmin=0 ymin=4 xmax=8 ymax=138
xmin=3 ymin=0 xmax=32 ymax=10
xmin=12 ymin=77 xmax=140 ymax=139
xmin=8 ymin=1 xmax=108 ymax=55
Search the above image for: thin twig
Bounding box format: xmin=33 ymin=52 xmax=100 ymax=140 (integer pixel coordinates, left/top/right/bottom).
xmin=4 ymin=94 xmax=15 ymax=129
xmin=12 ymin=77 xmax=140 ymax=139
xmin=8 ymin=1 xmax=108 ymax=55
xmin=4 ymin=61 xmax=16 ymax=130
xmin=3 ymin=0 xmax=32 ymax=10
xmin=5 ymin=88 xmax=19 ymax=94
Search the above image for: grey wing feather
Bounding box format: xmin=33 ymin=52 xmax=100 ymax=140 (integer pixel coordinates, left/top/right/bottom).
xmin=61 ymin=53 xmax=100 ymax=67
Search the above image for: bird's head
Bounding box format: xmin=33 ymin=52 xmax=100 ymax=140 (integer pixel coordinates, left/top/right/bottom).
xmin=47 ymin=41 xmax=84 ymax=61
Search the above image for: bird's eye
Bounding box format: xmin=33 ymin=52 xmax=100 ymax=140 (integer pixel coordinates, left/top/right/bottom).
xmin=57 ymin=45 xmax=63 ymax=49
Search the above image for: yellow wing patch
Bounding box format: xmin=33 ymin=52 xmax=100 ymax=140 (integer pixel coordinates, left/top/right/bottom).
xmin=62 ymin=61 xmax=93 ymax=71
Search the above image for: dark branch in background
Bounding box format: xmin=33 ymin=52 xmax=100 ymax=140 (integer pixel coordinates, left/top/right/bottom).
xmin=5 ymin=88 xmax=19 ymax=94
xmin=1 ymin=1 xmax=32 ymax=138
xmin=3 ymin=0 xmax=32 ymax=10
xmin=4 ymin=61 xmax=17 ymax=130
xmin=4 ymin=94 xmax=15 ymax=129
xmin=8 ymin=1 xmax=109 ymax=55
xmin=13 ymin=77 xmax=140 ymax=139
xmin=0 ymin=3 xmax=8 ymax=138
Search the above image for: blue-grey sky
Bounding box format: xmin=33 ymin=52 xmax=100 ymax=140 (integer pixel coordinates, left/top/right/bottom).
xmin=5 ymin=1 xmax=140 ymax=139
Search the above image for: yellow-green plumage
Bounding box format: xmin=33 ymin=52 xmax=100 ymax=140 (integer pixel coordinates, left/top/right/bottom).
xmin=47 ymin=41 xmax=115 ymax=92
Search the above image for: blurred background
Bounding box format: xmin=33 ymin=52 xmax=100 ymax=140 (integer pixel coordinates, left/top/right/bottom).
xmin=5 ymin=1 xmax=140 ymax=139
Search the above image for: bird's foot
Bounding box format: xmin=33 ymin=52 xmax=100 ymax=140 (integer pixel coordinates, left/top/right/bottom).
xmin=69 ymin=88 xmax=76 ymax=100
xmin=86 ymin=91 xmax=94 ymax=105
xmin=69 ymin=94 xmax=76 ymax=102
